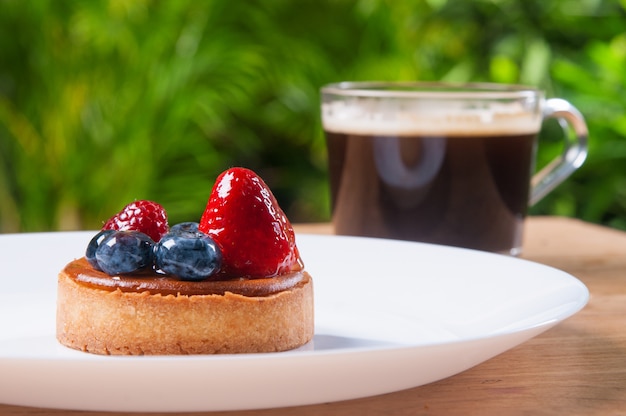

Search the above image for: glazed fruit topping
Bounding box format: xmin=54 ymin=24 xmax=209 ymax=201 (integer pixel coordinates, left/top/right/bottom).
xmin=102 ymin=200 xmax=169 ymax=242
xmin=199 ymin=167 xmax=302 ymax=278
xmin=85 ymin=167 xmax=302 ymax=281
xmin=89 ymin=230 xmax=155 ymax=275
xmin=154 ymin=223 xmax=222 ymax=281
xmin=86 ymin=229 xmax=115 ymax=271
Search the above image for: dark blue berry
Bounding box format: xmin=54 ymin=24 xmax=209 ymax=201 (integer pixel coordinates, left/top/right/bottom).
xmin=86 ymin=229 xmax=116 ymax=271
xmin=169 ymin=222 xmax=200 ymax=236
xmin=154 ymin=231 xmax=221 ymax=281
xmin=95 ymin=231 xmax=155 ymax=275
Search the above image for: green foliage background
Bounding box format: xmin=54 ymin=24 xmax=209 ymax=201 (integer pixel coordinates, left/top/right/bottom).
xmin=1 ymin=0 xmax=625 ymax=232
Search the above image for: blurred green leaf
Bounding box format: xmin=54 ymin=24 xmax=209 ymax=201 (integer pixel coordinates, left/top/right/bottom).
xmin=0 ymin=0 xmax=625 ymax=232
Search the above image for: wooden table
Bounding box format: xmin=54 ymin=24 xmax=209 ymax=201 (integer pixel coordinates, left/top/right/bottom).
xmin=3 ymin=216 xmax=625 ymax=415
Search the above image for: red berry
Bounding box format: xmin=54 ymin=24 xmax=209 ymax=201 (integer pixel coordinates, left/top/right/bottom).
xmin=103 ymin=200 xmax=169 ymax=242
xmin=199 ymin=167 xmax=302 ymax=278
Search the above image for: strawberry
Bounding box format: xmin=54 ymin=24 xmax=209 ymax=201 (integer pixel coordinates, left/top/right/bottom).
xmin=199 ymin=167 xmax=302 ymax=278
xmin=102 ymin=200 xmax=169 ymax=242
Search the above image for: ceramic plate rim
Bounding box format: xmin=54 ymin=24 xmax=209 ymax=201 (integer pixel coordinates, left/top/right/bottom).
xmin=0 ymin=231 xmax=589 ymax=412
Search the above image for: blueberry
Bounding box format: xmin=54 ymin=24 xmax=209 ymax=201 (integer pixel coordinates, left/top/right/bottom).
xmin=86 ymin=229 xmax=116 ymax=271
xmin=154 ymin=232 xmax=221 ymax=281
xmin=95 ymin=230 xmax=155 ymax=275
xmin=169 ymin=222 xmax=200 ymax=236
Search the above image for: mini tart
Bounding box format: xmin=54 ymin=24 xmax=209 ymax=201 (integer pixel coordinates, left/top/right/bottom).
xmin=56 ymin=258 xmax=314 ymax=355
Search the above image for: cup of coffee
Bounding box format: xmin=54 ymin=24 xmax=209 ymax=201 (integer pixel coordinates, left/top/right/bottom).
xmin=320 ymin=82 xmax=588 ymax=255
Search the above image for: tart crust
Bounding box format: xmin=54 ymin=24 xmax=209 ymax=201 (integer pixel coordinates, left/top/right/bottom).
xmin=56 ymin=258 xmax=314 ymax=355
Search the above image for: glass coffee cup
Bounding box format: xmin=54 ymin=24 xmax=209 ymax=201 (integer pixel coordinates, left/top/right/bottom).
xmin=321 ymin=82 xmax=588 ymax=255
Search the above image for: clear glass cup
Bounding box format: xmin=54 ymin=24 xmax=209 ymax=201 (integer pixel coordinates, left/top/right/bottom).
xmin=321 ymin=82 xmax=588 ymax=255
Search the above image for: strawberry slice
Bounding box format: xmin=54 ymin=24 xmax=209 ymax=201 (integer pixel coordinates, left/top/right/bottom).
xmin=199 ymin=167 xmax=303 ymax=278
xmin=102 ymin=200 xmax=169 ymax=242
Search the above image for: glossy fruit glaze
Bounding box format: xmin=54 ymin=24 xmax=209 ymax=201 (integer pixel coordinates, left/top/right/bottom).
xmin=199 ymin=167 xmax=303 ymax=278
xmin=103 ymin=200 xmax=169 ymax=242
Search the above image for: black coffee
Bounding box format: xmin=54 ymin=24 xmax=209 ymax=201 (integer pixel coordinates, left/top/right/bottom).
xmin=325 ymin=131 xmax=537 ymax=253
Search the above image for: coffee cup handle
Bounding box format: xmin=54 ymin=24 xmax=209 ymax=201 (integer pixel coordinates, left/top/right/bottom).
xmin=529 ymin=98 xmax=589 ymax=205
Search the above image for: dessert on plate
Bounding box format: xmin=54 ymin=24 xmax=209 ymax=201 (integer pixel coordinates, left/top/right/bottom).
xmin=56 ymin=167 xmax=314 ymax=355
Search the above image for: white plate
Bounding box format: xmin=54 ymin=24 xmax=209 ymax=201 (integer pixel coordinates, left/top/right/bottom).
xmin=0 ymin=232 xmax=588 ymax=412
